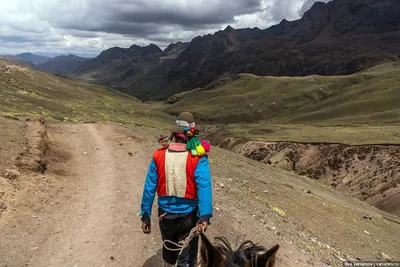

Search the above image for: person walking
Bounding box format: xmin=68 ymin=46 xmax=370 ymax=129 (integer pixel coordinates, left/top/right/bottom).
xmin=140 ymin=111 xmax=213 ymax=267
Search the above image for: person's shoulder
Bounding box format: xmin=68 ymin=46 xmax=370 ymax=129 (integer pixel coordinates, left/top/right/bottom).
xmin=197 ymin=154 xmax=209 ymax=162
xmin=153 ymin=147 xmax=167 ymax=157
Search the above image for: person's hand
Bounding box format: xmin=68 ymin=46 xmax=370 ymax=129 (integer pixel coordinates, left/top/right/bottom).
xmin=196 ymin=221 xmax=208 ymax=235
xmin=142 ymin=222 xmax=151 ymax=234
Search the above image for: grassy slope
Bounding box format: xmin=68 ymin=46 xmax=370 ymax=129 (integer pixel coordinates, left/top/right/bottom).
xmin=0 ymin=59 xmax=171 ymax=129
xmin=164 ymin=61 xmax=400 ymax=144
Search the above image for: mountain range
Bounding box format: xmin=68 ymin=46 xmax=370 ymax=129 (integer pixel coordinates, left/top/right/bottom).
xmin=67 ymin=0 xmax=400 ymax=101
xmin=0 ymin=55 xmax=36 ymax=68
xmin=0 ymin=53 xmax=50 ymax=68
xmin=4 ymin=0 xmax=400 ymax=101
xmin=0 ymin=52 xmax=95 ymax=70
xmin=16 ymin=53 xmax=51 ymax=65
xmin=36 ymin=55 xmax=90 ymax=74
xmin=33 ymin=52 xmax=99 ymax=58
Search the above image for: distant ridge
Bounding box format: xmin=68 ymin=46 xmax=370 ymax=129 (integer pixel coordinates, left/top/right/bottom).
xmin=33 ymin=52 xmax=99 ymax=58
xmin=0 ymin=55 xmax=36 ymax=68
xmin=37 ymin=54 xmax=90 ymax=74
xmin=55 ymin=0 xmax=400 ymax=100
xmin=16 ymin=53 xmax=50 ymax=65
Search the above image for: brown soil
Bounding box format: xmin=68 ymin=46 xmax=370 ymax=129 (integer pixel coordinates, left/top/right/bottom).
xmin=15 ymin=116 xmax=49 ymax=173
xmin=219 ymin=138 xmax=400 ymax=216
xmin=0 ymin=119 xmax=399 ymax=267
xmin=0 ymin=116 xmax=26 ymax=172
xmin=0 ymin=115 xmax=49 ymax=218
xmin=0 ymin=116 xmax=24 ymax=217
xmin=0 ymin=121 xmax=165 ymax=266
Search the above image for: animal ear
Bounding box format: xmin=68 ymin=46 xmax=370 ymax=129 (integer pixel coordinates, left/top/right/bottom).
xmin=198 ymin=233 xmax=225 ymax=266
xmin=256 ymin=244 xmax=279 ymax=267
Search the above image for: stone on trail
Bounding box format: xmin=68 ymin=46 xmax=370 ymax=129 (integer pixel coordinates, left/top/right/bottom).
xmin=377 ymin=252 xmax=392 ymax=261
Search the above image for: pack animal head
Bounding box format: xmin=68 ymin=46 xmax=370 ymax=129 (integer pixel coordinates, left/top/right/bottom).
xmin=197 ymin=233 xmax=279 ymax=267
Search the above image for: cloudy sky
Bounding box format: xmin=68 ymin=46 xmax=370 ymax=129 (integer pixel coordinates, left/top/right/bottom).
xmin=0 ymin=0 xmax=329 ymax=57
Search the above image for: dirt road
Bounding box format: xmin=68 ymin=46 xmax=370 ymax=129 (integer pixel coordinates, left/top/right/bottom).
xmin=1 ymin=123 xmax=165 ymax=266
xmin=27 ymin=123 xmax=160 ymax=266
xmin=1 ymin=121 xmax=399 ymax=267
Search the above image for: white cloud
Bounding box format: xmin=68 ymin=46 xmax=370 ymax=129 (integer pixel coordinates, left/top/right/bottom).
xmin=0 ymin=0 xmax=330 ymax=55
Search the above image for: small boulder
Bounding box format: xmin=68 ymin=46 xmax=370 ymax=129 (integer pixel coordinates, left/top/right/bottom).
xmin=363 ymin=215 xmax=372 ymax=220
xmin=0 ymin=201 xmax=7 ymax=212
xmin=377 ymin=252 xmax=392 ymax=261
xmin=5 ymin=169 xmax=20 ymax=180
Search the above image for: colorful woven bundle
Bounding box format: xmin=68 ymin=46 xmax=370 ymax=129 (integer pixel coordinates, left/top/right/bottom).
xmin=201 ymin=139 xmax=211 ymax=153
xmin=184 ymin=126 xmax=210 ymax=156
xmin=186 ymin=136 xmax=205 ymax=156
xmin=158 ymin=124 xmax=211 ymax=156
xmin=158 ymin=134 xmax=172 ymax=148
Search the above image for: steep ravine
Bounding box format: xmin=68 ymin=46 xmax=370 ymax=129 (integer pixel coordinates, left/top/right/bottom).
xmin=216 ymin=137 xmax=400 ymax=215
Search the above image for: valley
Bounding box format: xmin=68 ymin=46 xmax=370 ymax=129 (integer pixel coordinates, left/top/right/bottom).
xmin=162 ymin=61 xmax=400 ymax=216
xmin=165 ymin=61 xmax=400 ymax=126
xmin=0 ymin=59 xmax=170 ymax=128
xmin=1 ymin=0 xmax=400 ymax=266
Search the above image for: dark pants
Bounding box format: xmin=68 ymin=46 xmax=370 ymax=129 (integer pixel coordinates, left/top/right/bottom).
xmin=159 ymin=207 xmax=199 ymax=266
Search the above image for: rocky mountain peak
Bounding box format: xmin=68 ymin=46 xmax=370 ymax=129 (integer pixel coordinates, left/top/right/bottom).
xmin=224 ymin=25 xmax=235 ymax=32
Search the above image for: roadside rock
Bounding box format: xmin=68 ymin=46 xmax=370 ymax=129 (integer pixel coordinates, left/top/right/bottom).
xmin=377 ymin=252 xmax=392 ymax=261
xmin=0 ymin=201 xmax=7 ymax=212
xmin=4 ymin=169 xmax=20 ymax=180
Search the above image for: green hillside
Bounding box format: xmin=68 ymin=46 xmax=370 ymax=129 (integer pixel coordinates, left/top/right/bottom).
xmin=164 ymin=61 xmax=400 ymax=144
xmin=0 ymin=59 xmax=171 ymax=128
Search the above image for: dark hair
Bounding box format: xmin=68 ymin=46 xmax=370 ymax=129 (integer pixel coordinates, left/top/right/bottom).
xmin=215 ymin=237 xmax=270 ymax=266
xmin=198 ymin=232 xmax=279 ymax=267
xmin=173 ymin=132 xmax=188 ymax=143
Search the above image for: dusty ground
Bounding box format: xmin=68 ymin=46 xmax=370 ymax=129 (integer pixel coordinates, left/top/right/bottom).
xmin=0 ymin=116 xmax=26 ymax=172
xmin=0 ymin=116 xmax=27 ymax=217
xmin=0 ymin=118 xmax=399 ymax=266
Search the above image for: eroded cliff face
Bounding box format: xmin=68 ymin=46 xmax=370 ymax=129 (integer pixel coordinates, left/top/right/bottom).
xmin=218 ymin=137 xmax=400 ymax=215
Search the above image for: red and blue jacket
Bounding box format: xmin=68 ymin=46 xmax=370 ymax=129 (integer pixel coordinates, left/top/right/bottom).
xmin=140 ymin=147 xmax=213 ymax=223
